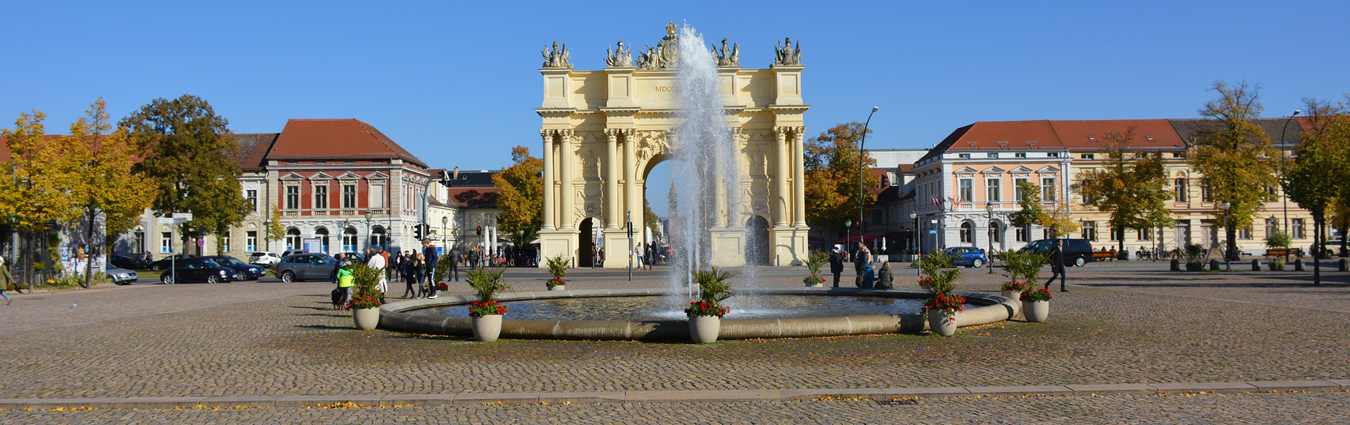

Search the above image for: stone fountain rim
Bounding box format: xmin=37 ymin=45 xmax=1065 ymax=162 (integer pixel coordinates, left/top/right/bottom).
xmin=378 ymin=288 xmax=1017 ymax=341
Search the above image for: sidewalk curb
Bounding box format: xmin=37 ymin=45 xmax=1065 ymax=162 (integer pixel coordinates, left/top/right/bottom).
xmin=0 ymin=379 xmax=1343 ymax=409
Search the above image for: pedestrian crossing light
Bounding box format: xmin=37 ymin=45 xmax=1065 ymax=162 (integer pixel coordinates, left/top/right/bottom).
xmin=414 ymin=224 xmax=423 ymax=240
xmin=476 ymin=226 xmax=483 ymax=235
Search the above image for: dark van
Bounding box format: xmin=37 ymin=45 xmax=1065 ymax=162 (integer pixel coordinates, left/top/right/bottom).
xmin=1021 ymin=238 xmax=1094 ymax=267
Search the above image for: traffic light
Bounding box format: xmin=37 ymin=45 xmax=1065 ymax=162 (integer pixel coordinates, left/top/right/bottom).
xmin=476 ymin=226 xmax=483 ymax=235
xmin=414 ymin=224 xmax=423 ymax=240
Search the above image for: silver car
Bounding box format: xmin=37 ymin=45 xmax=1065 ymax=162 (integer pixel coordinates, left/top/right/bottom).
xmin=105 ymin=263 xmax=139 ymax=285
xmin=274 ymin=253 xmax=339 ymax=283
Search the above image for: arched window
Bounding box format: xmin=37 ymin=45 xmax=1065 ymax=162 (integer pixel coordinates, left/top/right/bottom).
xmin=343 ymin=227 xmax=358 ymax=252
xmin=315 ymin=227 xmax=330 ymax=253
xmin=371 ymin=225 xmax=387 ymax=249
xmin=960 ymin=222 xmax=974 ymax=244
xmin=990 ymin=221 xmax=1003 ymax=244
xmin=285 ymin=228 xmax=301 ymax=251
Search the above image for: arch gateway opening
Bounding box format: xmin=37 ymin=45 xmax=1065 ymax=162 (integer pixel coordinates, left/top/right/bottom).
xmin=536 ymin=25 xmax=809 ymax=268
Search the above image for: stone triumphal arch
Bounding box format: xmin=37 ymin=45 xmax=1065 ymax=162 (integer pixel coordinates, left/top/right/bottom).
xmin=537 ymin=24 xmax=808 ymax=268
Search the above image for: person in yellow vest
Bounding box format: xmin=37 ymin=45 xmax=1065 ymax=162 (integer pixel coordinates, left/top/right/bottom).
xmin=335 ymin=262 xmax=354 ymax=309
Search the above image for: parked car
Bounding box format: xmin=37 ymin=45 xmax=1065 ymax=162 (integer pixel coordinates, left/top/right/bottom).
xmin=1021 ymin=238 xmax=1095 ymax=267
xmin=248 ymin=252 xmax=282 ymax=267
xmin=942 ymin=246 xmax=989 ymax=268
xmin=338 ymin=252 xmax=365 ymax=264
xmin=274 ymin=253 xmax=339 ymax=283
xmin=205 ymin=256 xmax=267 ymax=281
xmin=146 ymin=254 xmax=188 ymax=271
xmin=158 ymin=257 xmax=235 ymax=284
xmin=104 ymin=263 xmax=139 ymax=285
xmin=109 ymin=255 xmax=147 ymax=270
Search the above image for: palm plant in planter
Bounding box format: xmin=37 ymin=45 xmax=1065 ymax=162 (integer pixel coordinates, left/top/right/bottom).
xmin=685 ymin=267 xmax=732 ymax=343
xmin=1019 ymin=288 xmax=1053 ymax=323
xmin=545 ymin=255 xmax=569 ymax=290
xmin=917 ymin=251 xmax=963 ymax=336
xmin=998 ymin=249 xmax=1047 ymax=311
xmin=347 ymin=263 xmax=383 ymax=330
xmin=802 ymin=251 xmax=827 ymax=287
xmin=466 ymin=268 xmax=512 ymax=342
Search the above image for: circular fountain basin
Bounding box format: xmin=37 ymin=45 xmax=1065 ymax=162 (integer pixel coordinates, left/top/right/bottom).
xmin=379 ymin=288 xmax=1016 ymax=341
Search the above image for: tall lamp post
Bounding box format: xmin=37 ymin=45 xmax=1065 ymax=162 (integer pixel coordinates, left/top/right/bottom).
xmin=857 ymin=106 xmax=879 ymax=243
xmin=364 ymin=211 xmax=372 ymax=252
xmin=1279 ymin=110 xmax=1300 ymax=263
xmin=909 ymin=210 xmax=918 ymax=256
xmin=441 ymin=215 xmax=449 ymax=254
xmin=340 ymin=219 xmax=350 ymax=252
xmin=1222 ymin=200 xmax=1231 ymax=271
xmin=985 ymin=202 xmax=995 ymax=274
xmin=845 ymin=219 xmax=853 ymax=260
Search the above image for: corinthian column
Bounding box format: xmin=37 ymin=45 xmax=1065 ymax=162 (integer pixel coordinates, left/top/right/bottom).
xmin=605 ymin=130 xmax=620 ymax=229
xmin=792 ymin=127 xmax=807 ymax=227
xmin=559 ymin=130 xmax=575 ymax=230
xmin=774 ymin=128 xmax=789 ymax=227
xmin=623 ymin=131 xmax=637 ymax=231
xmin=713 ymin=146 xmax=727 ymax=228
xmin=541 ymin=130 xmax=555 ymax=230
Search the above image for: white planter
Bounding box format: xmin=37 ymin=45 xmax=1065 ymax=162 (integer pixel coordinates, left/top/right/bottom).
xmin=807 ymin=282 xmax=823 ymax=288
xmin=689 ymin=315 xmax=721 ymax=343
xmin=472 ymin=314 xmax=504 ymax=342
xmin=1022 ymin=300 xmax=1050 ymax=323
xmin=353 ymin=307 xmax=380 ymax=330
xmin=549 ymin=285 xmax=566 ymax=291
xmin=928 ymin=310 xmax=958 ymax=336
xmin=1001 ymin=290 xmax=1021 ymax=314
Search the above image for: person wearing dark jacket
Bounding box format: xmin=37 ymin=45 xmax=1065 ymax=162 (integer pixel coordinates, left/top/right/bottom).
xmin=422 ymin=239 xmax=439 ymax=299
xmin=829 ymin=246 xmax=845 ymax=287
xmin=1044 ymin=239 xmax=1067 ymax=292
xmin=874 ymin=261 xmax=894 ymax=289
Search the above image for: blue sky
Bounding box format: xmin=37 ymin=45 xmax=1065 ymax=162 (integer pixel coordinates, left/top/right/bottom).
xmin=3 ymin=1 xmax=1347 ymax=215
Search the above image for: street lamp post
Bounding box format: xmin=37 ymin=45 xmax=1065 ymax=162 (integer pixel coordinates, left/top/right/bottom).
xmin=909 ymin=210 xmax=918 ymax=256
xmin=986 ymin=202 xmax=995 ymax=274
xmin=441 ymin=215 xmax=448 ymax=255
xmin=364 ymin=211 xmax=372 ymax=252
xmin=1279 ymin=110 xmax=1300 ymax=264
xmin=857 ymin=106 xmax=879 ymax=245
xmin=341 ymin=219 xmax=349 ymax=252
xmin=1222 ymin=200 xmax=1231 ymax=271
xmin=845 ymin=219 xmax=853 ymax=260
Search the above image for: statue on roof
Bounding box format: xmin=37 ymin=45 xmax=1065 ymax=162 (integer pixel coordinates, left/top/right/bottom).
xmin=712 ymin=38 xmax=739 ymax=67
xmin=773 ymin=37 xmax=801 ymax=66
xmin=542 ymin=41 xmax=572 ymax=69
xmin=605 ymin=40 xmax=633 ymax=68
xmin=638 ymin=21 xmax=681 ymax=70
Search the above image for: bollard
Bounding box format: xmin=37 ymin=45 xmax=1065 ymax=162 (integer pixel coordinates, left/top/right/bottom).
xmin=1170 ymin=259 xmax=1180 ymax=272
xmin=1294 ymin=259 xmax=1304 ymax=271
xmin=1340 ymin=258 xmax=1348 ymax=272
xmin=1252 ymin=259 xmax=1260 ymax=271
xmin=1209 ymin=259 xmax=1220 ymax=271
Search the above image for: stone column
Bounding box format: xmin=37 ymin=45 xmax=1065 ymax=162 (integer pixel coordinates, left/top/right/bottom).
xmin=559 ymin=130 xmax=575 ymax=230
xmin=623 ymin=131 xmax=637 ymax=229
xmin=605 ymin=130 xmax=620 ymax=229
xmin=713 ymin=146 xmax=727 ymax=228
xmin=541 ymin=130 xmax=555 ymax=230
xmin=792 ymin=127 xmax=807 ymax=227
xmin=774 ymin=128 xmax=789 ymax=227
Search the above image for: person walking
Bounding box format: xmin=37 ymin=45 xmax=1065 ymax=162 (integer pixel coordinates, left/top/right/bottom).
xmin=400 ymin=254 xmax=419 ymax=299
xmin=422 ymin=239 xmax=439 ymax=299
xmin=1 ymin=255 xmax=13 ymax=305
xmin=828 ymin=246 xmax=845 ymax=288
xmin=392 ymin=252 xmax=404 ymax=283
xmin=447 ymin=248 xmax=460 ymax=281
xmin=335 ymin=262 xmax=354 ymax=310
xmin=1044 ymin=238 xmax=1068 ymax=292
xmin=365 ymin=247 xmax=387 ymax=294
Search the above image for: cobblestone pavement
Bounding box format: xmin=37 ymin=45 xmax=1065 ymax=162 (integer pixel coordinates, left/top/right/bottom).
xmin=0 ymin=262 xmax=1347 ymax=421
xmin=1 ymin=390 xmax=1346 ymax=424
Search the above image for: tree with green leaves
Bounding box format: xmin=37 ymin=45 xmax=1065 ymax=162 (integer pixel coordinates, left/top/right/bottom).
xmin=492 ymin=146 xmax=543 ymax=246
xmin=1009 ymin=181 xmax=1079 ymax=239
xmin=1188 ymin=81 xmax=1279 ymax=260
xmin=120 ymin=95 xmax=250 ymax=255
xmin=1073 ymin=129 xmax=1173 ymax=256
xmin=0 ymin=111 xmax=82 ymax=288
xmin=804 ymin=122 xmax=880 ymax=235
xmin=1284 ymin=97 xmax=1350 ymax=285
xmin=64 ymin=98 xmax=157 ymax=288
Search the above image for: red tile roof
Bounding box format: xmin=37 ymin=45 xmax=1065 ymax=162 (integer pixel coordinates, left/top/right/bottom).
xmin=268 ymin=119 xmax=426 ymax=168
xmin=231 ymin=133 xmax=279 ymax=172
xmin=920 ymin=118 xmax=1284 ymax=162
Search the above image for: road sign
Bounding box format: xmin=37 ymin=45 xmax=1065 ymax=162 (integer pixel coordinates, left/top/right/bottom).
xmin=172 ymin=212 xmax=194 ymax=220
xmin=928 ymin=230 xmax=937 ymax=234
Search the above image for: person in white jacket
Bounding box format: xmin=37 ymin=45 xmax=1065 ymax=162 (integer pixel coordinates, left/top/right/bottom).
xmin=365 ymin=247 xmax=388 ymax=293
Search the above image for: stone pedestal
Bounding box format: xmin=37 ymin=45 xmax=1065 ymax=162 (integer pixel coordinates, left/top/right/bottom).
xmin=709 ymin=227 xmax=747 ymax=268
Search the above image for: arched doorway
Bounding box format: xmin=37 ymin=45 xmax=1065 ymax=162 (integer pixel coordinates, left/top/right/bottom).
xmin=745 ymin=216 xmax=771 ymax=265
xmin=578 ymin=218 xmax=598 ymax=267
xmin=342 ymin=227 xmax=358 ymax=252
xmin=315 ymin=227 xmax=330 ymax=253
xmin=285 ymin=228 xmax=301 ymax=251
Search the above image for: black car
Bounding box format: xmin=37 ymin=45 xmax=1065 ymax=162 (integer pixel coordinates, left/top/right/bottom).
xmin=274 ymin=253 xmax=340 ymax=283
xmin=146 ymin=254 xmax=188 ymax=271
xmin=158 ymin=257 xmax=235 ymax=284
xmin=204 ymin=256 xmax=267 ymax=281
xmin=109 ymin=255 xmax=147 ymax=270
xmin=1021 ymin=238 xmax=1095 ymax=267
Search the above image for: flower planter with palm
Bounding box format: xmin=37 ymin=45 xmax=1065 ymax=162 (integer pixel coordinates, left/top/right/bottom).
xmin=1020 ymin=288 xmax=1053 ymax=323
xmin=545 ymin=255 xmax=569 ymax=291
xmin=347 ymin=263 xmax=384 ymax=330
xmin=998 ymin=249 xmax=1047 ymax=314
xmin=466 ymin=268 xmax=512 ymax=342
xmin=686 ymin=267 xmax=732 ymax=343
xmin=917 ymin=251 xmax=963 ymax=336
xmin=802 ymin=252 xmax=827 ymax=287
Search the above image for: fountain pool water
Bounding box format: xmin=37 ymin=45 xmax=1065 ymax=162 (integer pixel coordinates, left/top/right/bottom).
xmin=419 ymin=294 xmax=926 ymax=321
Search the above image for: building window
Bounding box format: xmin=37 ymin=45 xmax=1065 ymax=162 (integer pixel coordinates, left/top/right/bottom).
xmin=1081 ymin=221 xmax=1097 ymax=241
xmin=246 ymin=231 xmax=257 ymax=252
xmin=286 ymin=186 xmax=299 ymax=210
xmin=1081 ymin=153 xmax=1095 ymax=159
xmin=1174 ymin=178 xmax=1188 ymax=202
xmin=1138 ymin=228 xmax=1152 ymax=241
xmin=134 ymin=231 xmax=145 ymax=254
xmin=1016 ymin=225 xmax=1029 ymax=242
xmin=286 ymin=228 xmax=301 ymax=251
xmin=1014 ymin=178 xmax=1028 ymax=201
xmin=1172 ymin=152 xmax=1185 ymax=158
xmin=342 ymin=184 xmax=357 ymax=209
xmin=315 ymin=227 xmax=330 ymax=253
xmin=1110 ymin=226 xmax=1122 ymax=242
xmin=343 ymin=227 xmax=358 ymax=252
xmin=986 ymin=178 xmax=1001 ymax=202
xmin=247 ymin=189 xmax=258 ymax=213
xmin=1200 ymin=179 xmax=1212 ymax=202
xmin=372 ymin=226 xmax=387 ymax=248
xmin=986 ymin=153 xmax=998 ymax=158
xmin=1015 ymin=153 xmax=1027 ymax=158
xmin=991 ymin=222 xmax=1002 ymax=243
xmin=1293 ymin=219 xmax=1306 ymax=239
xmin=1041 ymin=178 xmax=1056 ymax=202
xmin=959 ymin=179 xmax=973 ymax=203
xmin=1239 ymin=226 xmax=1252 ymax=240
xmin=958 ymin=153 xmax=971 ymax=159
xmin=1048 ymin=152 xmax=1060 ymax=158
xmin=960 ymin=222 xmax=974 ymax=243
xmin=315 ymin=185 xmax=328 ymax=210
xmin=160 ymin=232 xmax=172 ymax=253
xmin=1266 ymin=218 xmax=1280 ymax=237
xmin=221 ymin=233 xmax=231 ymax=252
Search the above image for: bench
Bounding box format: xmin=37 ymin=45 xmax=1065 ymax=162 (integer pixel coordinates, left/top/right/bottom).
xmin=1265 ymin=248 xmax=1304 ymax=258
xmin=1092 ymin=250 xmax=1117 ymax=262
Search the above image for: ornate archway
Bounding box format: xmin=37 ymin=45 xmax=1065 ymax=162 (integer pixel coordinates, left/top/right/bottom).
xmin=536 ymin=25 xmax=809 ymax=268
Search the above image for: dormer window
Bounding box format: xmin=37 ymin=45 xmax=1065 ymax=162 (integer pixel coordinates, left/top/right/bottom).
xmin=1015 ymin=153 xmax=1027 ymax=158
xmin=958 ymin=153 xmax=971 ymax=159
xmin=1081 ymin=153 xmax=1095 ymax=159
xmin=1047 ymin=152 xmax=1060 ymax=158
